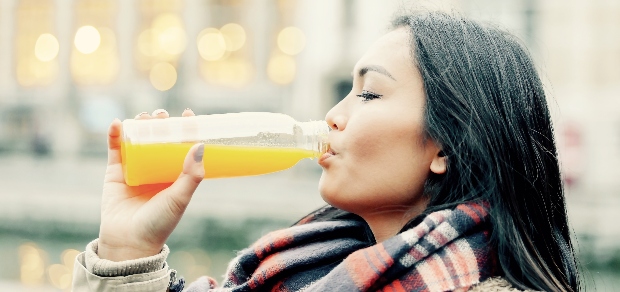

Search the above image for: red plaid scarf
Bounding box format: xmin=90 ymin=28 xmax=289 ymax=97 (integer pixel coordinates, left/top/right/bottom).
xmin=185 ymin=202 xmax=496 ymax=292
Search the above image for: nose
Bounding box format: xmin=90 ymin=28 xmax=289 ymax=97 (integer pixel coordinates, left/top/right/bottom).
xmin=325 ymin=96 xmax=348 ymax=131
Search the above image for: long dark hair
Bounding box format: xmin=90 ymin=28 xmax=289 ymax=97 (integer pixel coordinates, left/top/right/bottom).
xmin=390 ymin=11 xmax=580 ymax=291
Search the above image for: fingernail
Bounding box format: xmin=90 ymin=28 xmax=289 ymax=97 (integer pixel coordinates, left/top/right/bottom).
xmin=152 ymin=109 xmax=168 ymax=116
xmin=135 ymin=112 xmax=148 ymax=118
xmin=194 ymin=143 xmax=204 ymax=162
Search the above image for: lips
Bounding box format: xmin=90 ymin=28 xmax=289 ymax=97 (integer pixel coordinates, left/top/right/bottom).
xmin=327 ymin=146 xmax=336 ymax=155
xmin=319 ymin=145 xmax=337 ymax=165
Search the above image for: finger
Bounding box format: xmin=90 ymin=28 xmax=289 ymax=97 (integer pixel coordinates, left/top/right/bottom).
xmin=156 ymin=143 xmax=205 ymax=216
xmin=152 ymin=109 xmax=169 ymax=119
xmin=107 ymin=118 xmax=123 ymax=166
xmin=181 ymin=108 xmax=196 ymax=117
xmin=135 ymin=112 xmax=151 ymax=120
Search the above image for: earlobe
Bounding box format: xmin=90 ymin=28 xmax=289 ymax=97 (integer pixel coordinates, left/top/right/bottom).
xmin=430 ymin=155 xmax=447 ymax=174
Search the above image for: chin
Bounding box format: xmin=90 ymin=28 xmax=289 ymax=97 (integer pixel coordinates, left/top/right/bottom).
xmin=317 ymin=172 xmax=330 ymax=201
xmin=318 ymin=175 xmax=352 ymax=212
xmin=318 ymin=172 xmax=339 ymax=207
xmin=319 ymin=169 xmax=371 ymax=214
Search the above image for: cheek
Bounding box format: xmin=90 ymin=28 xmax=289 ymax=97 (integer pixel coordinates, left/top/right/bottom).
xmin=357 ymin=138 xmax=429 ymax=200
xmin=319 ymin=117 xmax=432 ymax=211
xmin=348 ymin=117 xmax=425 ymax=177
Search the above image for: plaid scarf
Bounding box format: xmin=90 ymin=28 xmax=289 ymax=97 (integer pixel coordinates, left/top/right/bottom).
xmin=185 ymin=202 xmax=496 ymax=292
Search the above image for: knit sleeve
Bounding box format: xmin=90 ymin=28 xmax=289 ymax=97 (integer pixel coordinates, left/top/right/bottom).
xmin=84 ymin=238 xmax=169 ymax=277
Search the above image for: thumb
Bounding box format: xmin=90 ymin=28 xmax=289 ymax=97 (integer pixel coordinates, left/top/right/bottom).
xmin=157 ymin=143 xmax=205 ymax=214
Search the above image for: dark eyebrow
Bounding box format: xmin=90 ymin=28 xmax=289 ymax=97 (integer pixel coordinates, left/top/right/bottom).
xmin=355 ymin=65 xmax=396 ymax=81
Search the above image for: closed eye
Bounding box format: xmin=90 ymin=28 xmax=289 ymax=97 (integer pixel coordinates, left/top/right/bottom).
xmin=357 ymin=90 xmax=382 ymax=102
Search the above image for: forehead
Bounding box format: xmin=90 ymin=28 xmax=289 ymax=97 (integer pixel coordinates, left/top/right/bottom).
xmin=354 ymin=28 xmax=415 ymax=79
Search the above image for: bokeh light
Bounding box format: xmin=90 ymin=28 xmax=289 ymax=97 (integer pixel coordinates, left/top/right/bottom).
xmin=197 ymin=28 xmax=227 ymax=61
xmin=74 ymin=25 xmax=101 ymax=54
xmin=71 ymin=27 xmax=119 ymax=85
xmin=19 ymin=243 xmax=47 ymax=286
xmin=149 ymin=62 xmax=177 ymax=91
xmin=136 ymin=12 xmax=187 ymax=71
xmin=15 ymin=244 xmax=80 ymax=290
xmin=48 ymin=264 xmax=71 ymax=290
xmin=267 ymin=54 xmax=296 ymax=84
xmin=34 ymin=33 xmax=59 ymax=62
xmin=220 ymin=23 xmax=246 ymax=51
xmin=62 ymin=249 xmax=80 ymax=266
xmin=277 ymin=26 xmax=306 ymax=55
xmin=158 ymin=26 xmax=187 ymax=55
xmin=152 ymin=13 xmax=186 ymax=56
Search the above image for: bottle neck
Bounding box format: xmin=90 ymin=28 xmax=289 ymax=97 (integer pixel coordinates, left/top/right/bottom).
xmin=296 ymin=120 xmax=330 ymax=157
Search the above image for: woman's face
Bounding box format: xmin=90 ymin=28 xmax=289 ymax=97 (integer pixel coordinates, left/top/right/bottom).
xmin=319 ymin=28 xmax=444 ymax=217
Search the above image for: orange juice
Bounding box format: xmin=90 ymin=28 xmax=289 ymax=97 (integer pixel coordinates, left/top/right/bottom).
xmin=121 ymin=142 xmax=318 ymax=186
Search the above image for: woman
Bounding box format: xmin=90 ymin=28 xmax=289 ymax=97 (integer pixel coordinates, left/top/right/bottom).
xmin=73 ymin=11 xmax=580 ymax=291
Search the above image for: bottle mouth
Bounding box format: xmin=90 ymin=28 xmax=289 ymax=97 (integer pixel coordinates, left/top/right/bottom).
xmin=298 ymin=120 xmax=330 ymax=157
xmin=314 ymin=121 xmax=330 ymax=157
xmin=319 ymin=135 xmax=329 ymax=155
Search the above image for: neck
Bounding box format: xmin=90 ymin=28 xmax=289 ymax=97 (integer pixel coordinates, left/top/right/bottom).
xmin=361 ymin=200 xmax=428 ymax=243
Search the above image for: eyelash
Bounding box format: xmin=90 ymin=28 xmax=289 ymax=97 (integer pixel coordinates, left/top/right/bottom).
xmin=356 ymin=90 xmax=382 ymax=102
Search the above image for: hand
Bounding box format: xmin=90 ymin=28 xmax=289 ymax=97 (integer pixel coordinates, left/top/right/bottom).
xmin=98 ymin=109 xmax=203 ymax=261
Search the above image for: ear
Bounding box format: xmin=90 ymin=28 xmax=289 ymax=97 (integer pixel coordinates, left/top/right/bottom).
xmin=430 ymin=150 xmax=447 ymax=175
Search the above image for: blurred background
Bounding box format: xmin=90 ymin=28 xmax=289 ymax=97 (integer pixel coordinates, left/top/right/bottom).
xmin=0 ymin=0 xmax=618 ymax=290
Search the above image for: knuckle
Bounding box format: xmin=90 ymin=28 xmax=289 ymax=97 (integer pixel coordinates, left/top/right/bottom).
xmin=186 ymin=171 xmax=204 ymax=185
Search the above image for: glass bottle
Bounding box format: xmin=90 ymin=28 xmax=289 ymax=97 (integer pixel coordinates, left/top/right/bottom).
xmin=120 ymin=112 xmax=330 ymax=186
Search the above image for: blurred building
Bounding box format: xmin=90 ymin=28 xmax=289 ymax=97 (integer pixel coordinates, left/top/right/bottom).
xmin=0 ymin=0 xmax=399 ymax=158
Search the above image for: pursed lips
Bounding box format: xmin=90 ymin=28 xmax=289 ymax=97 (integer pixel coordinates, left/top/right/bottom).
xmin=327 ymin=146 xmax=337 ymax=155
xmin=319 ymin=145 xmax=337 ymax=165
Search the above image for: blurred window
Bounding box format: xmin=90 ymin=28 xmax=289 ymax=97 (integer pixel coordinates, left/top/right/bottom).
xmin=15 ymin=0 xmax=58 ymax=87
xmin=70 ymin=0 xmax=120 ymax=86
xmin=198 ymin=0 xmax=253 ymax=87
xmin=136 ymin=0 xmax=186 ymax=91
xmin=265 ymin=0 xmax=303 ymax=86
